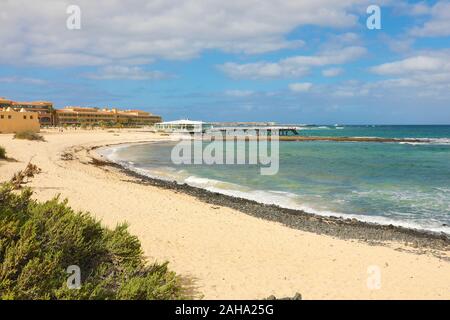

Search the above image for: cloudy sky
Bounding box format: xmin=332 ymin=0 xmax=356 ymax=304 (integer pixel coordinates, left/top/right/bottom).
xmin=1 ymin=0 xmax=450 ymax=124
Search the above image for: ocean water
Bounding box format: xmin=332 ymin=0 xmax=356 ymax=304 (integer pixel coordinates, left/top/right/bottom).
xmin=298 ymin=124 xmax=450 ymax=140
xmin=100 ymin=125 xmax=450 ymax=233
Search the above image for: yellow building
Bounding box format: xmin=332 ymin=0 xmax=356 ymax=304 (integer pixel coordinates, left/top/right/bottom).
xmin=56 ymin=107 xmax=162 ymax=126
xmin=115 ymin=109 xmax=162 ymax=125
xmin=12 ymin=101 xmax=54 ymax=125
xmin=0 ymin=98 xmax=13 ymax=109
xmin=1 ymin=97 xmax=54 ymax=125
xmin=1 ymin=97 xmax=162 ymax=127
xmin=56 ymin=107 xmax=115 ymax=125
xmin=0 ymin=107 xmax=40 ymax=134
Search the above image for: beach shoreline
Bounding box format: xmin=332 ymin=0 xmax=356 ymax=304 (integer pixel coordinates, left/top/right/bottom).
xmin=1 ymin=129 xmax=449 ymax=299
xmin=91 ymin=142 xmax=450 ymax=252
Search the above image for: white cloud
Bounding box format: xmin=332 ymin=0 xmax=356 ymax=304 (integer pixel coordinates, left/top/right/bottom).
xmin=356 ymin=51 xmax=450 ymax=98
xmin=330 ymin=80 xmax=370 ymax=97
xmin=320 ymin=32 xmax=362 ymax=50
xmin=0 ymin=0 xmax=365 ymax=67
xmin=322 ymin=67 xmax=343 ymax=77
xmin=85 ymin=66 xmax=171 ymax=80
xmin=26 ymin=53 xmax=110 ymax=67
xmin=392 ymin=1 xmax=432 ymax=16
xmin=411 ymin=1 xmax=450 ymax=37
xmin=370 ymin=55 xmax=449 ymax=75
xmin=219 ymin=61 xmax=309 ymax=80
xmin=289 ymin=82 xmax=312 ymax=92
xmin=219 ymin=46 xmax=366 ymax=79
xmin=408 ymin=2 xmax=432 ymax=16
xmin=0 ymin=76 xmax=47 ymax=85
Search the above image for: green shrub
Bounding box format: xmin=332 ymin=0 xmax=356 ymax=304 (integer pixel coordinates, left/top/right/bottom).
xmin=0 ymin=183 xmax=186 ymax=300
xmin=13 ymin=131 xmax=45 ymax=142
xmin=0 ymin=146 xmax=5 ymax=159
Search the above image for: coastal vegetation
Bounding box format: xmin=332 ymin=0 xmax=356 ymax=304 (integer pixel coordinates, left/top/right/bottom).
xmin=13 ymin=131 xmax=45 ymax=142
xmin=0 ymin=146 xmax=6 ymax=159
xmin=0 ymin=170 xmax=186 ymax=300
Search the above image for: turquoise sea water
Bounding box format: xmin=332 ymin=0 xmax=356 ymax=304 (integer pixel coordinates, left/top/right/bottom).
xmin=299 ymin=124 xmax=450 ymax=139
xmin=101 ymin=125 xmax=450 ymax=233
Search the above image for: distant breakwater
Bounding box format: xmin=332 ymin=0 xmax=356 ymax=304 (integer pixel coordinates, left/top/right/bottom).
xmin=199 ymin=135 xmax=432 ymax=143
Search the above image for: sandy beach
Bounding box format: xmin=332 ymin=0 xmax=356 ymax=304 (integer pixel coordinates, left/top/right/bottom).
xmin=0 ymin=129 xmax=449 ymax=299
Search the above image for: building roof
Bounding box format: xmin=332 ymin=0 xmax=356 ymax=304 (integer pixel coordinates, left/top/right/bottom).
xmin=0 ymin=107 xmax=37 ymax=113
xmin=58 ymin=107 xmax=112 ymax=115
xmin=59 ymin=107 xmax=152 ymax=116
xmin=13 ymin=101 xmax=53 ymax=106
xmin=121 ymin=110 xmax=152 ymax=115
xmin=158 ymin=119 xmax=205 ymax=125
xmin=117 ymin=110 xmax=150 ymax=115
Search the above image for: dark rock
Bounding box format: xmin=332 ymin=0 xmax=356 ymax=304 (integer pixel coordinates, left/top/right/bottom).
xmin=292 ymin=293 xmax=302 ymax=300
xmin=265 ymin=292 xmax=302 ymax=300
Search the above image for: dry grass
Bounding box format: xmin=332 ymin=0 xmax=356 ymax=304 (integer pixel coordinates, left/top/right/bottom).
xmin=14 ymin=131 xmax=46 ymax=141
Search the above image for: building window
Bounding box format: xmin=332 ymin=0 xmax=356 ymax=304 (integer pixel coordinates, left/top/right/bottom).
xmin=0 ymin=115 xmax=3 ymax=119
xmin=23 ymin=115 xmax=27 ymax=119
xmin=8 ymin=115 xmax=11 ymax=119
xmin=30 ymin=116 xmax=34 ymax=119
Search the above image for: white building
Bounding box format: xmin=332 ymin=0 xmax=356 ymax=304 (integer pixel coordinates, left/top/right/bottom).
xmin=155 ymin=120 xmax=212 ymax=133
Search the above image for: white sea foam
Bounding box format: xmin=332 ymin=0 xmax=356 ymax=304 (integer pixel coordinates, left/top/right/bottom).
xmin=399 ymin=142 xmax=425 ymax=146
xmin=399 ymin=138 xmax=450 ymax=146
xmin=183 ymin=175 xmax=450 ymax=234
xmin=100 ymin=144 xmax=450 ymax=235
xmin=97 ymin=144 xmax=133 ymax=162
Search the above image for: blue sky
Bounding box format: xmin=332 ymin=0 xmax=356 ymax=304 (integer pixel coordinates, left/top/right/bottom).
xmin=1 ymin=0 xmax=450 ymax=124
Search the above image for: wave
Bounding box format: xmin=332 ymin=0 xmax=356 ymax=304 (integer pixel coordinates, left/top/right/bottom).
xmin=183 ymin=176 xmax=305 ymax=209
xmin=185 ymin=175 xmax=450 ymax=233
xmin=399 ymin=138 xmax=450 ymax=146
xmin=97 ymin=144 xmax=133 ymax=162
xmin=182 ymin=176 xmax=450 ymax=234
xmin=303 ymin=126 xmax=331 ymax=130
xmin=99 ymin=144 xmax=450 ymax=235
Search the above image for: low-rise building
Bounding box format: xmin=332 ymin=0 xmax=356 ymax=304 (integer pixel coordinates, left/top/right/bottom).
xmin=0 ymin=107 xmax=40 ymax=134
xmin=1 ymin=96 xmax=162 ymax=127
xmin=56 ymin=107 xmax=115 ymax=125
xmin=12 ymin=101 xmax=54 ymax=126
xmin=55 ymin=107 xmax=162 ymax=126
xmin=155 ymin=119 xmax=212 ymax=133
xmin=115 ymin=109 xmax=162 ymax=126
xmin=1 ymin=97 xmax=54 ymax=125
xmin=0 ymin=98 xmax=13 ymax=109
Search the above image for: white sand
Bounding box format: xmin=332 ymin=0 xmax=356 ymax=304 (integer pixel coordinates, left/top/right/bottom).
xmin=0 ymin=129 xmax=449 ymax=299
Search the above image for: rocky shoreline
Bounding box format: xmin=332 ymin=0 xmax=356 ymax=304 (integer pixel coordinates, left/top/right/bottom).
xmin=84 ymin=144 xmax=450 ymax=255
